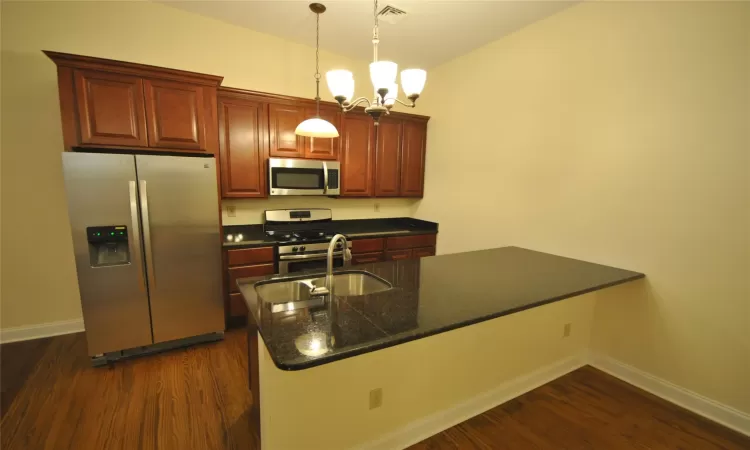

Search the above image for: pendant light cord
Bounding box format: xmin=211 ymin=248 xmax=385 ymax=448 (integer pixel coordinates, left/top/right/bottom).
xmin=372 ymin=0 xmax=379 ymax=62
xmin=315 ymin=11 xmax=321 ymax=117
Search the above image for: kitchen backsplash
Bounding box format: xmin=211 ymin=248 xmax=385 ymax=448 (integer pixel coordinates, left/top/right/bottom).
xmin=221 ymin=198 xmax=420 ymax=225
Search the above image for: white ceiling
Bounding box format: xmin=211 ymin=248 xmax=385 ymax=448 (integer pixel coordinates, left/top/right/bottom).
xmin=159 ymin=1 xmax=577 ymax=69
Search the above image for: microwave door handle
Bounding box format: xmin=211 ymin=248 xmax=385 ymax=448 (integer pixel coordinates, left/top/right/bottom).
xmin=322 ymin=161 xmax=329 ymax=195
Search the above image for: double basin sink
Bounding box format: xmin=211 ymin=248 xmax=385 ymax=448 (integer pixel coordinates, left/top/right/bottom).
xmin=255 ymin=270 xmax=392 ymax=313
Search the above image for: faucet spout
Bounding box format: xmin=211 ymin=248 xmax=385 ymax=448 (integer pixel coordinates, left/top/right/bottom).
xmin=326 ymin=234 xmax=350 ymax=294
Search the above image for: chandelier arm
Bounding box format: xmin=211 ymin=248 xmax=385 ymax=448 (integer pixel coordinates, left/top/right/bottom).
xmin=392 ymin=98 xmax=417 ymax=108
xmin=340 ymin=97 xmax=372 ymax=112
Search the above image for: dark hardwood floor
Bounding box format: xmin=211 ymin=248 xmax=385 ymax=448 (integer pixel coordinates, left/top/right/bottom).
xmin=1 ymin=329 xmax=747 ymax=450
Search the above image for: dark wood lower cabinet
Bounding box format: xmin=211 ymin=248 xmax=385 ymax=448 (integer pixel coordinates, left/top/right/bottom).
xmin=413 ymin=246 xmax=436 ymax=258
xmin=385 ymin=249 xmax=413 ymax=261
xmin=351 ymin=251 xmax=385 ymax=265
xmin=224 ymin=246 xmax=276 ymax=326
xmin=229 ymin=292 xmax=248 ymax=317
xmin=351 ymin=234 xmax=438 ymax=265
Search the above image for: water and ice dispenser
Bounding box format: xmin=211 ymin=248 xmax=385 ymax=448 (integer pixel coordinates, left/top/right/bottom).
xmin=87 ymin=226 xmax=130 ymax=267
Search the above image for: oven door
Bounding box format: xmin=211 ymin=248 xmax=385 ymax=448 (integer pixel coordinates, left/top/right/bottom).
xmin=279 ymin=252 xmax=346 ymax=274
xmin=269 ymin=158 xmax=340 ymax=196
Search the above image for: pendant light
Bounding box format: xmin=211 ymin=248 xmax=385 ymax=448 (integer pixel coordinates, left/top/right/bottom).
xmin=325 ymin=0 xmax=426 ymax=125
xmin=295 ymin=3 xmax=340 ymax=138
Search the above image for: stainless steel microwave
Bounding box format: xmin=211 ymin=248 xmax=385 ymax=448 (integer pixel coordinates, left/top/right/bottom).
xmin=269 ymin=158 xmax=340 ymax=196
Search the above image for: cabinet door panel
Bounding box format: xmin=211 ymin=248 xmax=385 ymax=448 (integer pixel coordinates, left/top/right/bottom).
xmin=413 ymin=246 xmax=436 ymax=258
xmin=375 ymin=119 xmax=402 ymax=196
xmin=303 ymin=107 xmax=340 ymax=160
xmin=340 ymin=114 xmax=375 ymax=197
xmin=229 ymin=292 xmax=248 ymax=317
xmin=400 ymin=121 xmax=427 ymax=197
xmin=74 ymin=70 xmax=148 ymax=147
xmin=384 ymin=249 xmax=413 ymax=261
xmin=144 ymin=79 xmax=207 ymax=150
xmin=351 ymin=251 xmax=385 ymax=265
xmin=218 ymin=97 xmax=267 ymax=198
xmin=228 ymin=263 xmax=275 ymax=292
xmin=351 ymin=238 xmax=385 ymax=253
xmin=268 ymin=103 xmax=304 ymax=158
xmin=226 ymin=246 xmax=274 ymax=266
xmin=386 ymin=234 xmax=437 ymax=250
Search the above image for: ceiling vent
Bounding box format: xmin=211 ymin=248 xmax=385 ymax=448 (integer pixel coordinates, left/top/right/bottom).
xmin=378 ymin=5 xmax=407 ymax=25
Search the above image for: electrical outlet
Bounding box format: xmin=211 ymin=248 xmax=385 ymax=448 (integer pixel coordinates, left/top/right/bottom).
xmin=369 ymin=388 xmax=382 ymax=409
xmin=563 ymin=323 xmax=572 ymax=338
xmin=227 ymin=205 xmax=236 ymax=217
xmin=374 ymin=203 xmax=381 ymax=212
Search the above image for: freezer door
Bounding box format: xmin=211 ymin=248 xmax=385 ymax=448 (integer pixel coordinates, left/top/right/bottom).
xmin=135 ymin=154 xmax=224 ymax=343
xmin=62 ymin=152 xmax=153 ymax=355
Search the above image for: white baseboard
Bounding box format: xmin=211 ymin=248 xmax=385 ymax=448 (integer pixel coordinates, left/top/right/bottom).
xmin=0 ymin=318 xmax=85 ymax=344
xmin=589 ymin=352 xmax=750 ymax=437
xmin=355 ymin=352 xmax=588 ymax=450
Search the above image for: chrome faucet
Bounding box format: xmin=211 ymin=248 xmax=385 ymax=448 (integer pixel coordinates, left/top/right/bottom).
xmin=297 ymin=234 xmax=351 ymax=297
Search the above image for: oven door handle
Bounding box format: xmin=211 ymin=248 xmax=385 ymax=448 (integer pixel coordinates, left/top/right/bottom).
xmin=322 ymin=161 xmax=329 ymax=195
xmin=279 ymin=252 xmax=344 ymax=261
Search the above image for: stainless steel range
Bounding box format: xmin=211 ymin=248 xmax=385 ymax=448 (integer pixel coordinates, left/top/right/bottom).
xmin=263 ymin=209 xmax=352 ymax=274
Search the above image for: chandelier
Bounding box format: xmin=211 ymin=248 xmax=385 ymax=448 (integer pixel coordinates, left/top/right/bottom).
xmin=295 ymin=3 xmax=340 ymax=138
xmin=325 ymin=0 xmax=426 ymax=125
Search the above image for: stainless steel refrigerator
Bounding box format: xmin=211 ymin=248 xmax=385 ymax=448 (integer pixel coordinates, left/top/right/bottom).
xmin=62 ymin=152 xmax=224 ymax=364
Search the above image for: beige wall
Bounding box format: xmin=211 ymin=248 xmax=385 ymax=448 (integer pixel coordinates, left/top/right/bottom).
xmin=0 ymin=0 xmax=415 ymax=330
xmin=416 ymin=1 xmax=749 ymax=413
xmin=260 ymin=293 xmax=596 ymax=450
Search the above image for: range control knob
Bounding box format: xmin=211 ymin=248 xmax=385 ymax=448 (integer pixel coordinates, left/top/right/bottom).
xmin=292 ymin=246 xmax=299 ymax=252
xmin=335 ymin=242 xmax=343 ymax=249
xmin=300 ymin=246 xmax=306 ymax=251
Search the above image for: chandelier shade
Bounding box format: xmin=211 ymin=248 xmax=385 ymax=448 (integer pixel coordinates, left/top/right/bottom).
xmin=326 ymin=70 xmax=354 ymax=102
xmin=369 ymin=61 xmax=398 ymax=91
xmin=401 ymin=69 xmax=427 ymax=98
xmin=326 ymin=0 xmax=426 ymax=125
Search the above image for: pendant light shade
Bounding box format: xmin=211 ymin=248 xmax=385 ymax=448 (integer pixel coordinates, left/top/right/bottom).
xmin=370 ymin=61 xmax=398 ymax=91
xmin=295 ymin=117 xmax=339 ymax=138
xmin=401 ymin=69 xmax=427 ymax=98
xmin=296 ymin=3 xmax=339 ymax=138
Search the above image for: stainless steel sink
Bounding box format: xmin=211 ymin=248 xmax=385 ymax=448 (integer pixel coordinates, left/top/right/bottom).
xmin=322 ymin=272 xmax=391 ymax=296
xmin=255 ymin=270 xmax=392 ymax=313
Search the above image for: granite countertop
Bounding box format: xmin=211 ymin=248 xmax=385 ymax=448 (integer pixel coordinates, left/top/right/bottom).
xmin=223 ymin=217 xmax=438 ymax=248
xmin=236 ymin=247 xmax=644 ymax=371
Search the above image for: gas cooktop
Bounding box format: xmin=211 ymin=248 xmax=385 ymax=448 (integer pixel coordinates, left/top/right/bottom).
xmin=265 ymin=230 xmax=339 ymax=245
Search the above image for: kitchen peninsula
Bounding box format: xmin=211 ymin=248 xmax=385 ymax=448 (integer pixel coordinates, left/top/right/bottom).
xmin=237 ymin=247 xmax=644 ymax=449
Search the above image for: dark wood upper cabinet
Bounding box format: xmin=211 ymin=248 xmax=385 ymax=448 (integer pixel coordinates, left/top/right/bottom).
xmin=73 ymin=70 xmax=148 ymax=148
xmin=218 ymin=91 xmax=267 ymax=198
xmin=374 ymin=118 xmax=402 ymax=197
xmin=400 ymin=120 xmax=427 ymax=197
xmin=45 ymin=51 xmax=222 ymax=154
xmin=268 ymin=103 xmax=304 ymax=158
xmin=302 ymin=106 xmax=340 ymax=160
xmin=340 ymin=114 xmax=375 ymax=197
xmin=144 ymin=79 xmax=206 ymax=151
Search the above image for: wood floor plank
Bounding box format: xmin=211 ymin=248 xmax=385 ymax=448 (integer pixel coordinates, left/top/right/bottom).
xmin=2 ymin=330 xmax=747 ymax=450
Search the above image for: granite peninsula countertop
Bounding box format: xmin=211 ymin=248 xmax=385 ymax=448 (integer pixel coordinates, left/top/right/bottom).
xmin=223 ymin=217 xmax=438 ymax=248
xmin=236 ymin=246 xmax=644 ymax=371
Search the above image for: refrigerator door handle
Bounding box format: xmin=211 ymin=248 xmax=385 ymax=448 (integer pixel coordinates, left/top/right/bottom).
xmin=139 ymin=180 xmax=156 ymax=288
xmin=129 ymin=181 xmax=147 ymax=292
